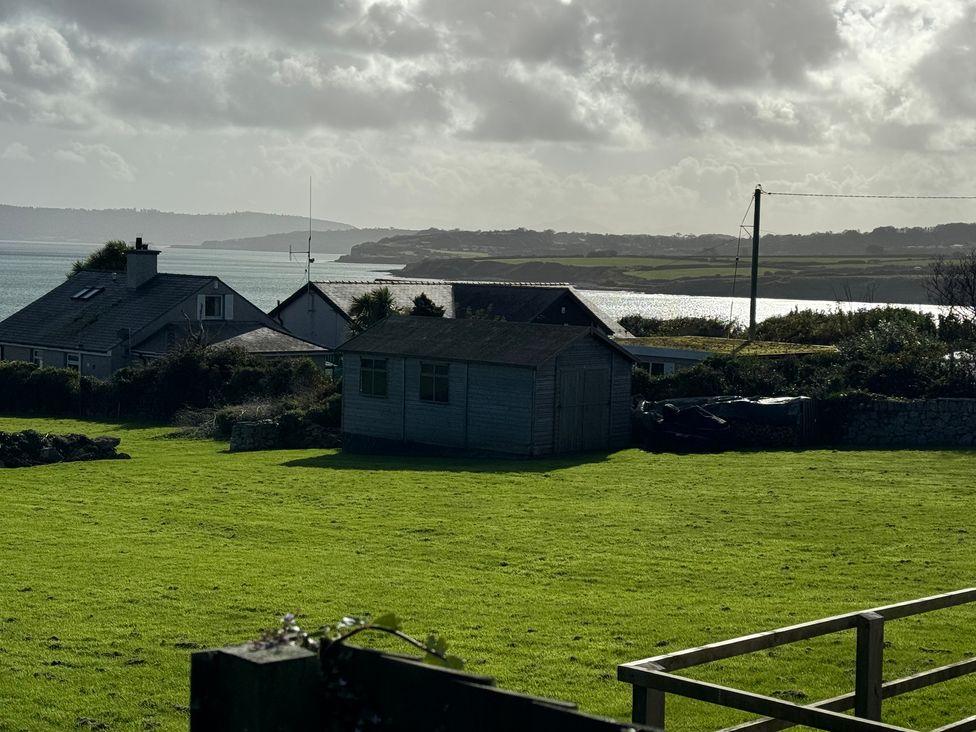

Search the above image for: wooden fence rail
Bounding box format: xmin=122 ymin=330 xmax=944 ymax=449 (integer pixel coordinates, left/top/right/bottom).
xmin=618 ymin=588 xmax=976 ymax=732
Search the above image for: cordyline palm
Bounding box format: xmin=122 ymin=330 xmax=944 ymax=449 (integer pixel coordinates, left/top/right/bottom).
xmin=349 ymin=286 xmax=397 ymax=333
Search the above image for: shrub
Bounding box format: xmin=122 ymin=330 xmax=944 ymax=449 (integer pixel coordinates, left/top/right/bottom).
xmin=0 ymin=361 xmax=38 ymax=412
xmin=839 ymin=320 xmax=944 ymax=398
xmin=621 ymin=314 xmax=741 ymax=338
xmin=756 ymin=307 xmax=936 ymax=345
xmin=25 ymin=367 xmax=79 ymax=414
xmin=633 ymin=363 xmax=731 ymax=401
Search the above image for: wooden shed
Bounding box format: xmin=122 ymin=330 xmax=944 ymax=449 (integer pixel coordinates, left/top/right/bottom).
xmin=337 ymin=316 xmax=636 ymax=456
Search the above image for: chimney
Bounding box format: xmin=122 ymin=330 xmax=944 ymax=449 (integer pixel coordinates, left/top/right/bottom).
xmin=126 ymin=236 xmax=160 ymax=288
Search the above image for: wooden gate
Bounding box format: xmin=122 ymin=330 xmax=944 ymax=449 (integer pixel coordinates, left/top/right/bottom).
xmin=555 ymin=368 xmax=609 ymax=453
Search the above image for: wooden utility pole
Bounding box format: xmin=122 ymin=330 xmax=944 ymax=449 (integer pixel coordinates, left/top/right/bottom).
xmin=748 ymin=185 xmax=762 ymax=338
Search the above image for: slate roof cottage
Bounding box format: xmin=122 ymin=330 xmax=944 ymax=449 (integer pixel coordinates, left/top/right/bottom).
xmin=270 ymin=280 xmax=622 ymax=348
xmin=0 ymin=239 xmax=324 ymax=377
xmin=337 ymin=315 xmax=637 ymax=456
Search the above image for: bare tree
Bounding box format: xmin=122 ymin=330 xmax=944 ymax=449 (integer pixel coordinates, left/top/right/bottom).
xmin=927 ymin=251 xmax=976 ymax=320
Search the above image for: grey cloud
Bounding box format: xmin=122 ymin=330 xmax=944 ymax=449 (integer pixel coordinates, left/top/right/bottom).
xmin=454 ymin=66 xmax=601 ymax=142
xmin=595 ymin=0 xmax=843 ymax=88
xmin=345 ymin=3 xmax=441 ymax=57
xmin=0 ymin=0 xmax=359 ymax=44
xmin=102 ymin=47 xmax=449 ymax=131
xmin=915 ymin=6 xmax=976 ymax=117
xmin=871 ymin=121 xmax=937 ymax=151
xmin=420 ymin=0 xmax=591 ymax=69
xmin=628 ymin=75 xmax=828 ymax=144
xmin=0 ymin=22 xmax=88 ymax=93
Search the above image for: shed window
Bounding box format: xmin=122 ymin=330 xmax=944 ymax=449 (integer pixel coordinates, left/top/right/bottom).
xmin=359 ymin=357 xmax=388 ymax=397
xmin=419 ymin=362 xmax=449 ymax=403
xmin=32 ymin=349 xmax=43 ymax=367
xmin=650 ymin=362 xmax=665 ymax=376
xmin=65 ymin=352 xmax=81 ymax=373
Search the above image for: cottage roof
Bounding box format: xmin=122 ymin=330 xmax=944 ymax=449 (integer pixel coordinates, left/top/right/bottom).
xmin=269 ymin=280 xmax=622 ymax=335
xmin=337 ymin=315 xmax=636 ymax=367
xmin=133 ymin=321 xmax=326 ymax=355
xmin=0 ymin=269 xmax=217 ymax=352
xmin=210 ymin=326 xmax=326 ymax=354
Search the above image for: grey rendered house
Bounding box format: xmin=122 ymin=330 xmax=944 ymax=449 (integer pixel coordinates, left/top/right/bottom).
xmin=337 ymin=315 xmax=637 ymax=456
xmin=0 ymin=242 xmax=324 ymax=377
xmin=269 ymin=280 xmax=623 ymax=348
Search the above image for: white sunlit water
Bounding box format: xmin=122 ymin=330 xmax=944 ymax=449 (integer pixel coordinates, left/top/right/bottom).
xmin=577 ymin=290 xmax=947 ymax=329
xmin=0 ymin=240 xmax=948 ymax=324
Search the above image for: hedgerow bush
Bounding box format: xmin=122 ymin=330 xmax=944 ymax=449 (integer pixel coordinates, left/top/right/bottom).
xmin=620 ymin=314 xmax=741 ymax=338
xmin=756 ymin=307 xmax=936 ymax=345
xmin=633 ymin=308 xmax=976 ymax=402
xmin=0 ymin=361 xmax=40 ymax=412
xmin=0 ymin=346 xmax=339 ymax=423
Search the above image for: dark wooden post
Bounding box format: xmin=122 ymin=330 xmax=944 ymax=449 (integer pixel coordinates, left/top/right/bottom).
xmin=855 ymin=611 xmax=884 ymax=720
xmin=748 ymin=185 xmax=762 ymax=339
xmin=190 ymin=643 xmax=323 ymax=731
xmin=632 ymin=663 xmax=666 ymax=730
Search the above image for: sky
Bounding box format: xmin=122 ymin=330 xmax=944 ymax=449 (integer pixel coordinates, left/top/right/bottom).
xmin=2 ymin=0 xmax=976 ymax=236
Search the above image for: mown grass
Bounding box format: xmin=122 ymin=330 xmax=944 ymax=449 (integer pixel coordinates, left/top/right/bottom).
xmin=1 ymin=416 xmax=975 ymax=731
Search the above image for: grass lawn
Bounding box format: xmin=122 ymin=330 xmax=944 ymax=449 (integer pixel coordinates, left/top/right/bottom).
xmin=2 ymin=416 xmax=975 ymax=731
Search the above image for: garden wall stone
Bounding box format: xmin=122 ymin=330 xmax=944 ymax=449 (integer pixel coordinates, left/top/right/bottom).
xmin=840 ymin=398 xmax=976 ymax=447
xmin=229 ymin=420 xmax=281 ymax=452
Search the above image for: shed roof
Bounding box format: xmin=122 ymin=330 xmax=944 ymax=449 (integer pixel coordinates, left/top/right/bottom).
xmin=337 ymin=315 xmax=636 ymax=367
xmin=0 ymin=270 xmax=215 ymax=352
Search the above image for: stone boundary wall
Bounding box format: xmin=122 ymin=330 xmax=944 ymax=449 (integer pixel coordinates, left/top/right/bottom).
xmin=840 ymin=398 xmax=976 ymax=447
xmin=229 ymin=420 xmax=280 ymax=452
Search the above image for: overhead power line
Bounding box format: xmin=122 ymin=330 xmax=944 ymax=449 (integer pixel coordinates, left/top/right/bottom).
xmin=765 ymin=191 xmax=976 ymax=200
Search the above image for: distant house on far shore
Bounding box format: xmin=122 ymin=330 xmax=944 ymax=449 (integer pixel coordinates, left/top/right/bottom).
xmin=337 ymin=315 xmax=636 ymax=456
xmin=0 ymin=239 xmax=325 ymax=377
xmin=269 ymin=280 xmax=623 ymax=349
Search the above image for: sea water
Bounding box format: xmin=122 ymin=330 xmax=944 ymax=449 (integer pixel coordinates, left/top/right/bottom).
xmin=0 ymin=240 xmax=945 ymax=324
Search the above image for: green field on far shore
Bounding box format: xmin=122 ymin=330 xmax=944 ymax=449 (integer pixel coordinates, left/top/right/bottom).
xmin=1 ymin=416 xmax=975 ymax=731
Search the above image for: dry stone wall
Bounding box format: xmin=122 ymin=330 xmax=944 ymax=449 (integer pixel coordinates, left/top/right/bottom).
xmin=229 ymin=421 xmax=281 ymax=452
xmin=840 ymin=398 xmax=976 ymax=447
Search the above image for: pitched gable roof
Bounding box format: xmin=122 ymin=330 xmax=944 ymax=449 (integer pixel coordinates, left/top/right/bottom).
xmin=337 ymin=315 xmax=636 ymax=367
xmin=208 ymin=325 xmax=326 ymax=354
xmin=133 ymin=321 xmax=326 ymax=356
xmin=0 ymin=270 xmax=214 ymax=352
xmin=269 ymin=280 xmax=622 ymax=335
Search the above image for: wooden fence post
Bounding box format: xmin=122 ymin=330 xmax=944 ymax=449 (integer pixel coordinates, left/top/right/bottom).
xmin=855 ymin=611 xmax=884 ymax=721
xmin=632 ymin=663 xmax=666 ymax=730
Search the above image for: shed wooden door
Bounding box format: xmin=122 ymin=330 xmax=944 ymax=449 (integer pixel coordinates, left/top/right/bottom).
xmin=581 ymin=368 xmax=610 ymax=451
xmin=555 ymin=368 xmax=609 ymax=453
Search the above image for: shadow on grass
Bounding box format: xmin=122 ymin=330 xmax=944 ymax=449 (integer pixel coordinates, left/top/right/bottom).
xmin=279 ymin=449 xmax=615 ymax=473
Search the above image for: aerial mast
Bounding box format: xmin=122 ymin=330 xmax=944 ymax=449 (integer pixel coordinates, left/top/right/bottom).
xmin=306 ymin=176 xmax=314 ymax=286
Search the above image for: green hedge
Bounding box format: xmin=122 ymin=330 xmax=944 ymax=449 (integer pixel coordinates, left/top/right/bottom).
xmin=0 ymin=346 xmax=338 ymax=421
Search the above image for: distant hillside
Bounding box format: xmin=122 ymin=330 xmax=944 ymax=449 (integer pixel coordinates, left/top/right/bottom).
xmin=198 ymin=228 xmax=416 ymax=256
xmin=337 ymin=224 xmax=976 ymax=263
xmin=0 ymin=204 xmax=355 ymax=246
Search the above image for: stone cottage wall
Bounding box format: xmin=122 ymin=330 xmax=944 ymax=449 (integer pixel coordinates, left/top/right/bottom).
xmin=840 ymin=398 xmax=976 ymax=447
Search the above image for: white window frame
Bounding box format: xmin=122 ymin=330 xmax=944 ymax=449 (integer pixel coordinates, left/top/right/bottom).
xmin=65 ymin=352 xmax=81 ymax=373
xmin=32 ymin=349 xmax=43 ymax=367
